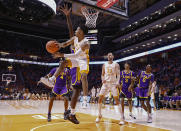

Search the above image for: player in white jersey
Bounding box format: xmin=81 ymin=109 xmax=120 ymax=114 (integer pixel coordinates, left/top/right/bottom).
xmin=51 ymin=26 xmax=90 ymax=108
xmin=95 ymin=53 xmax=124 ymax=125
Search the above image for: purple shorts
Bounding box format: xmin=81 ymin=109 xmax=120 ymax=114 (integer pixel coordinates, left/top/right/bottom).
xmin=139 ymin=88 xmax=149 ymax=98
xmin=121 ymin=87 xmax=132 ymax=99
xmin=70 ymin=67 xmax=81 ymax=87
xmin=52 ymin=85 xmax=68 ymax=96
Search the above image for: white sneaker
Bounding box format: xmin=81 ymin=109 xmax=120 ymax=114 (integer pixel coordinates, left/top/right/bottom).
xmin=119 ymin=120 xmax=125 ymax=125
xmin=129 ymin=113 xmax=136 ymax=119
xmin=40 ymin=77 xmax=54 ymax=88
xmin=95 ymin=115 xmax=102 ymax=123
xmin=147 ymin=116 xmax=152 ymax=123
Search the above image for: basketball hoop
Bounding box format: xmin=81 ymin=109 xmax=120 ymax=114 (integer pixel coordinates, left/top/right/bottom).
xmin=81 ymin=6 xmax=99 ymax=28
xmin=2 ymin=74 xmax=16 ymax=86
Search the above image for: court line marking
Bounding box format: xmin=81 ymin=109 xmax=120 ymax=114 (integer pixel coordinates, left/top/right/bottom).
xmin=81 ymin=110 xmax=172 ymax=131
xmin=30 ymin=122 xmax=95 ymax=131
xmin=30 ymin=121 xmax=129 ymax=131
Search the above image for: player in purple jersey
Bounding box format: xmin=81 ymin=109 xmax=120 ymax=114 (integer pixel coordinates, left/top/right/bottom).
xmin=47 ymin=67 xmax=71 ymax=122
xmin=169 ymin=93 xmax=180 ymax=109
xmin=37 ymin=66 xmax=72 ymax=122
xmin=137 ymin=65 xmax=154 ymax=123
xmin=120 ymin=63 xmax=136 ymax=119
xmin=161 ymin=93 xmax=170 ymax=108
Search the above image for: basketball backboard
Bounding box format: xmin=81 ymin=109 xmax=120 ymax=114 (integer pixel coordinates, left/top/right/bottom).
xmin=68 ymin=0 xmax=129 ymax=19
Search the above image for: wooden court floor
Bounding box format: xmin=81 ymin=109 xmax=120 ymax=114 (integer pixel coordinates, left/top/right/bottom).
xmin=0 ymin=100 xmax=180 ymax=131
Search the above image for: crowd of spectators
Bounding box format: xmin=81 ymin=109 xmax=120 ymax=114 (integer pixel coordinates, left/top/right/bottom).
xmin=119 ymin=15 xmax=181 ymax=49
xmin=0 ymin=62 xmax=52 ymax=100
xmin=117 ymin=3 xmax=180 ymax=37
xmin=0 ymin=47 xmax=181 ymax=110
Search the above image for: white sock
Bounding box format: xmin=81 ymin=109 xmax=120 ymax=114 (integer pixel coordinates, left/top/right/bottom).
xmin=83 ymin=96 xmax=87 ymax=103
xmin=98 ymin=103 xmax=102 ymax=116
xmin=71 ymin=108 xmax=76 ymax=115
xmin=129 ymin=112 xmax=132 ymax=115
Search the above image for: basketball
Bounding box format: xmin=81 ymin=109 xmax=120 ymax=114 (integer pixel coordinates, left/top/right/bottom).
xmin=46 ymin=40 xmax=60 ymax=54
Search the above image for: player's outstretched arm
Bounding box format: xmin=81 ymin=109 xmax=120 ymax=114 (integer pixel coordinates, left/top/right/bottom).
xmin=58 ymin=36 xmax=75 ymax=48
xmin=53 ymin=41 xmax=90 ymax=59
xmin=59 ymin=4 xmax=74 ymax=38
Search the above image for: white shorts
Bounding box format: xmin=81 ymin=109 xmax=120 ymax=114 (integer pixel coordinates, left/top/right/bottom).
xmin=68 ymin=58 xmax=89 ymax=74
xmin=99 ymin=83 xmax=118 ymax=97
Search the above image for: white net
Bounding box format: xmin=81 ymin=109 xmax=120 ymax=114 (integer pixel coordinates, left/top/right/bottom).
xmin=81 ymin=6 xmax=99 ymax=28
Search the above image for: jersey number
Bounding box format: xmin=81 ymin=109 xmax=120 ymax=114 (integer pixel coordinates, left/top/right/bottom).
xmin=60 ymin=73 xmax=65 ymax=79
xmin=107 ymin=68 xmax=112 ymax=74
xmin=143 ymin=77 xmax=147 ymax=82
xmin=125 ymin=78 xmax=128 ymax=83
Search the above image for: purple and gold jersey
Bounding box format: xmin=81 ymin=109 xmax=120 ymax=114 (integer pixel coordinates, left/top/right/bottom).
xmin=49 ymin=68 xmax=70 ymax=96
xmin=120 ymin=71 xmax=135 ymax=88
xmin=120 ymin=71 xmax=135 ymax=99
xmin=138 ymin=71 xmax=154 ymax=88
xmin=49 ymin=68 xmax=70 ymax=87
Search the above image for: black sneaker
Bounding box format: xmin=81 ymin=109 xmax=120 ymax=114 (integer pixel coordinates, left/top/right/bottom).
xmin=64 ymin=110 xmax=71 ymax=120
xmin=66 ymin=114 xmax=80 ymax=124
xmin=47 ymin=113 xmax=51 ymax=122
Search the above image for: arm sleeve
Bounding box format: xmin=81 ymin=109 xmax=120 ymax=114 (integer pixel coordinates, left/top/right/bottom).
xmin=64 ymin=48 xmax=83 ymax=59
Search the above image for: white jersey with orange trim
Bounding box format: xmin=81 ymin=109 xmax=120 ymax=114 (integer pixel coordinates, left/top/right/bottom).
xmin=99 ymin=62 xmax=119 ymax=97
xmin=66 ymin=36 xmax=90 ymax=74
xmin=104 ymin=62 xmax=117 ymax=83
xmin=74 ymin=36 xmax=89 ymax=60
